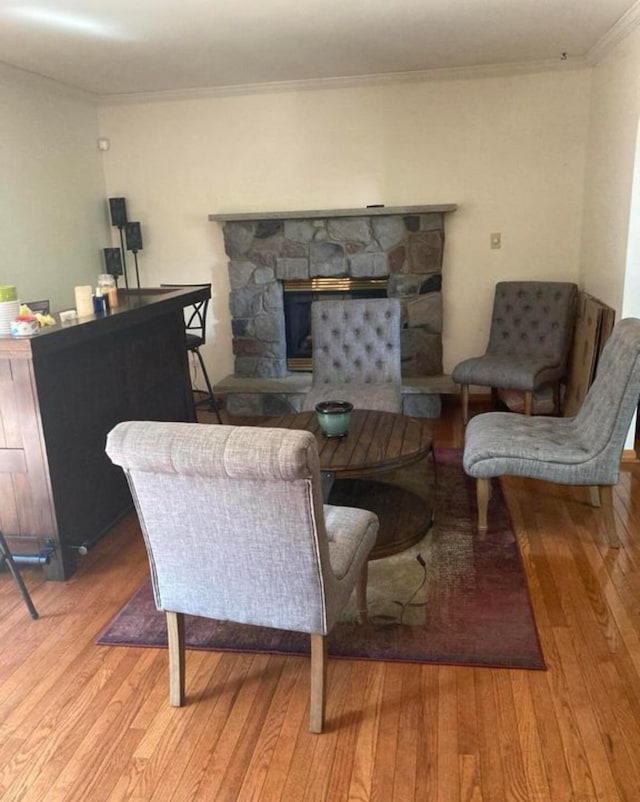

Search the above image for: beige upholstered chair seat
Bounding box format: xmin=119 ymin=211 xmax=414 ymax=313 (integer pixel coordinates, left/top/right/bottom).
xmin=305 ymin=382 xmax=401 ymax=413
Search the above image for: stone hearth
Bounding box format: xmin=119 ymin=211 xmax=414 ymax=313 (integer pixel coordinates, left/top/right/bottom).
xmin=210 ymin=204 xmax=457 ymax=416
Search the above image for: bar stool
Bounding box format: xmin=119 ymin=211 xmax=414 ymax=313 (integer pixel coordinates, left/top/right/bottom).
xmin=161 ymin=283 xmax=222 ymax=423
xmin=0 ymin=531 xmax=39 ymax=619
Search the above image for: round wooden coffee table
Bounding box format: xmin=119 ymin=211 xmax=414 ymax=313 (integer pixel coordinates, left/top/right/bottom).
xmin=265 ymin=409 xmax=435 ymax=560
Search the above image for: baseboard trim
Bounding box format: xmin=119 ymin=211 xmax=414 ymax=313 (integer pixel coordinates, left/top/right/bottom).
xmin=622 ymin=449 xmax=639 ymax=463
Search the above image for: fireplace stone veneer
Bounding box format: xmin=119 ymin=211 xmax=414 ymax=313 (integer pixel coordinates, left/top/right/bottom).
xmin=210 ymin=205 xmax=457 ymax=416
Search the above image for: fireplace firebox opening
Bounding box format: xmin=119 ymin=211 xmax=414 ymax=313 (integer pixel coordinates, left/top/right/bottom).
xmin=283 ymin=277 xmax=388 ymax=371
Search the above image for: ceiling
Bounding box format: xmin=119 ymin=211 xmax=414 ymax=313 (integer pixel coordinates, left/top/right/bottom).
xmin=0 ymin=0 xmax=638 ymax=98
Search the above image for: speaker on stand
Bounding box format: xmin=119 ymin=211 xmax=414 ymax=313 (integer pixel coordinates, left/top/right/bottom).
xmin=108 ymin=197 xmax=129 ymax=288
xmin=103 ymin=248 xmax=123 ymax=286
xmin=125 ymin=222 xmax=143 ymax=289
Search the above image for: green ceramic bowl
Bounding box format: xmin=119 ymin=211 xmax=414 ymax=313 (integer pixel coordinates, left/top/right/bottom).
xmin=0 ymin=285 xmax=17 ymax=302
xmin=315 ymin=400 xmax=353 ymax=438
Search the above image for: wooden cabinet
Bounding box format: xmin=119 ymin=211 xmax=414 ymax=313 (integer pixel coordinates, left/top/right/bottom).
xmin=563 ymin=292 xmax=616 ymax=417
xmin=0 ymin=287 xmax=208 ymax=580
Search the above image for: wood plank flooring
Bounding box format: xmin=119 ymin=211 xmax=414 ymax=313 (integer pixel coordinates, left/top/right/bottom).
xmin=1 ymin=400 xmax=639 ymax=801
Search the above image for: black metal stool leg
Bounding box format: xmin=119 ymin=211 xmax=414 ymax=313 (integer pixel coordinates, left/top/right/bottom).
xmin=0 ymin=532 xmax=39 ymax=619
xmin=193 ymin=347 xmax=223 ymax=424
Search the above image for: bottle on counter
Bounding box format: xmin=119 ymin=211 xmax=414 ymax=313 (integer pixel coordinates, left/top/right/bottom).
xmin=97 ymin=273 xmax=118 ymax=309
xmin=93 ymin=287 xmax=106 ymax=315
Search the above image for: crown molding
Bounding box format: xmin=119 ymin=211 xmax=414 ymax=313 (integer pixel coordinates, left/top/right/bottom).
xmin=587 ymin=0 xmax=640 ymax=64
xmin=98 ymin=57 xmax=587 ymax=107
xmin=0 ymin=59 xmax=99 ymax=103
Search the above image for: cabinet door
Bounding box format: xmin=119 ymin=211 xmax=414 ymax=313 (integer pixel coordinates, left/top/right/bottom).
xmin=0 ymin=357 xmax=57 ymax=555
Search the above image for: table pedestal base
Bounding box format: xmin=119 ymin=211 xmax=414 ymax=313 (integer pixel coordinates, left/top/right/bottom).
xmin=328 ymin=478 xmax=433 ymax=560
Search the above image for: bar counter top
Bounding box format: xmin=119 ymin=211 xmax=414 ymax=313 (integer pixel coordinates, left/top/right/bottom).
xmin=0 ymin=286 xmax=208 ymax=357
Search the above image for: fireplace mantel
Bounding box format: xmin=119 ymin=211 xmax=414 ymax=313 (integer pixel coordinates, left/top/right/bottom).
xmin=209 ymin=204 xmax=457 ymax=223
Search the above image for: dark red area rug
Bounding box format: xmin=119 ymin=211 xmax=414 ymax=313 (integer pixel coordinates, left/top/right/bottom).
xmin=97 ymin=449 xmax=545 ymax=670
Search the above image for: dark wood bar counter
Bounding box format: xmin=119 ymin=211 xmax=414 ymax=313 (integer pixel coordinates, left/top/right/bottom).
xmin=0 ymin=286 xmax=209 ymax=580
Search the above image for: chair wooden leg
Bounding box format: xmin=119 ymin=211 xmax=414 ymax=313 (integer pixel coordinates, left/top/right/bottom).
xmin=461 ymin=384 xmax=470 ymax=425
xmin=588 ymin=485 xmax=601 ymax=507
xmin=476 ymin=478 xmax=490 ymax=532
xmin=167 ymin=611 xmax=186 ymax=707
xmin=356 ymin=562 xmax=369 ymax=624
xmin=593 ymin=485 xmax=620 ymax=548
xmin=309 ymin=633 xmax=327 ymax=733
xmin=524 ymin=391 xmax=533 ymax=416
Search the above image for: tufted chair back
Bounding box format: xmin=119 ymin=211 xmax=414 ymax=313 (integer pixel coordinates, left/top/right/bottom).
xmin=302 ymin=298 xmax=403 ymax=413
xmin=107 ymin=421 xmax=375 ymax=633
xmin=572 ymin=317 xmax=640 ymax=480
xmin=487 ymin=281 xmax=577 ymax=362
xmin=311 ymin=298 xmax=401 ymax=386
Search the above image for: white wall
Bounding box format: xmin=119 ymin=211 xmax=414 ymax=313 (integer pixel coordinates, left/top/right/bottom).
xmin=580 ymin=28 xmax=640 ymax=450
xmin=98 ymin=67 xmax=591 ymax=382
xmin=581 ymin=26 xmax=640 ymax=317
xmin=0 ymin=64 xmax=109 ymax=312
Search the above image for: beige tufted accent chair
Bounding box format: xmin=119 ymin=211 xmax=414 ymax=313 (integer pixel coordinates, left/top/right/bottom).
xmin=462 ymin=318 xmax=640 ymax=548
xmin=302 ymin=298 xmax=402 ymax=413
xmin=106 ymin=421 xmax=378 ymax=733
xmin=452 ymin=281 xmax=577 ymax=423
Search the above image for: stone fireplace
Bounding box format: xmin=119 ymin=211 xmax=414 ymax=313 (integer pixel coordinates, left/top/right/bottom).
xmin=210 ymin=204 xmax=457 ymax=416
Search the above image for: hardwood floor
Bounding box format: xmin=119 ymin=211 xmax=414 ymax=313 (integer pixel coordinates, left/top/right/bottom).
xmin=1 ymin=400 xmax=639 ymax=801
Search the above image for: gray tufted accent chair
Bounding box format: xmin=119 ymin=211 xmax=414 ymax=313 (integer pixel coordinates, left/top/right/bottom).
xmin=302 ymin=298 xmax=402 ymax=413
xmin=106 ymin=421 xmax=378 ymax=733
xmin=462 ymin=318 xmax=640 ymax=548
xmin=452 ymin=281 xmax=578 ymax=423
